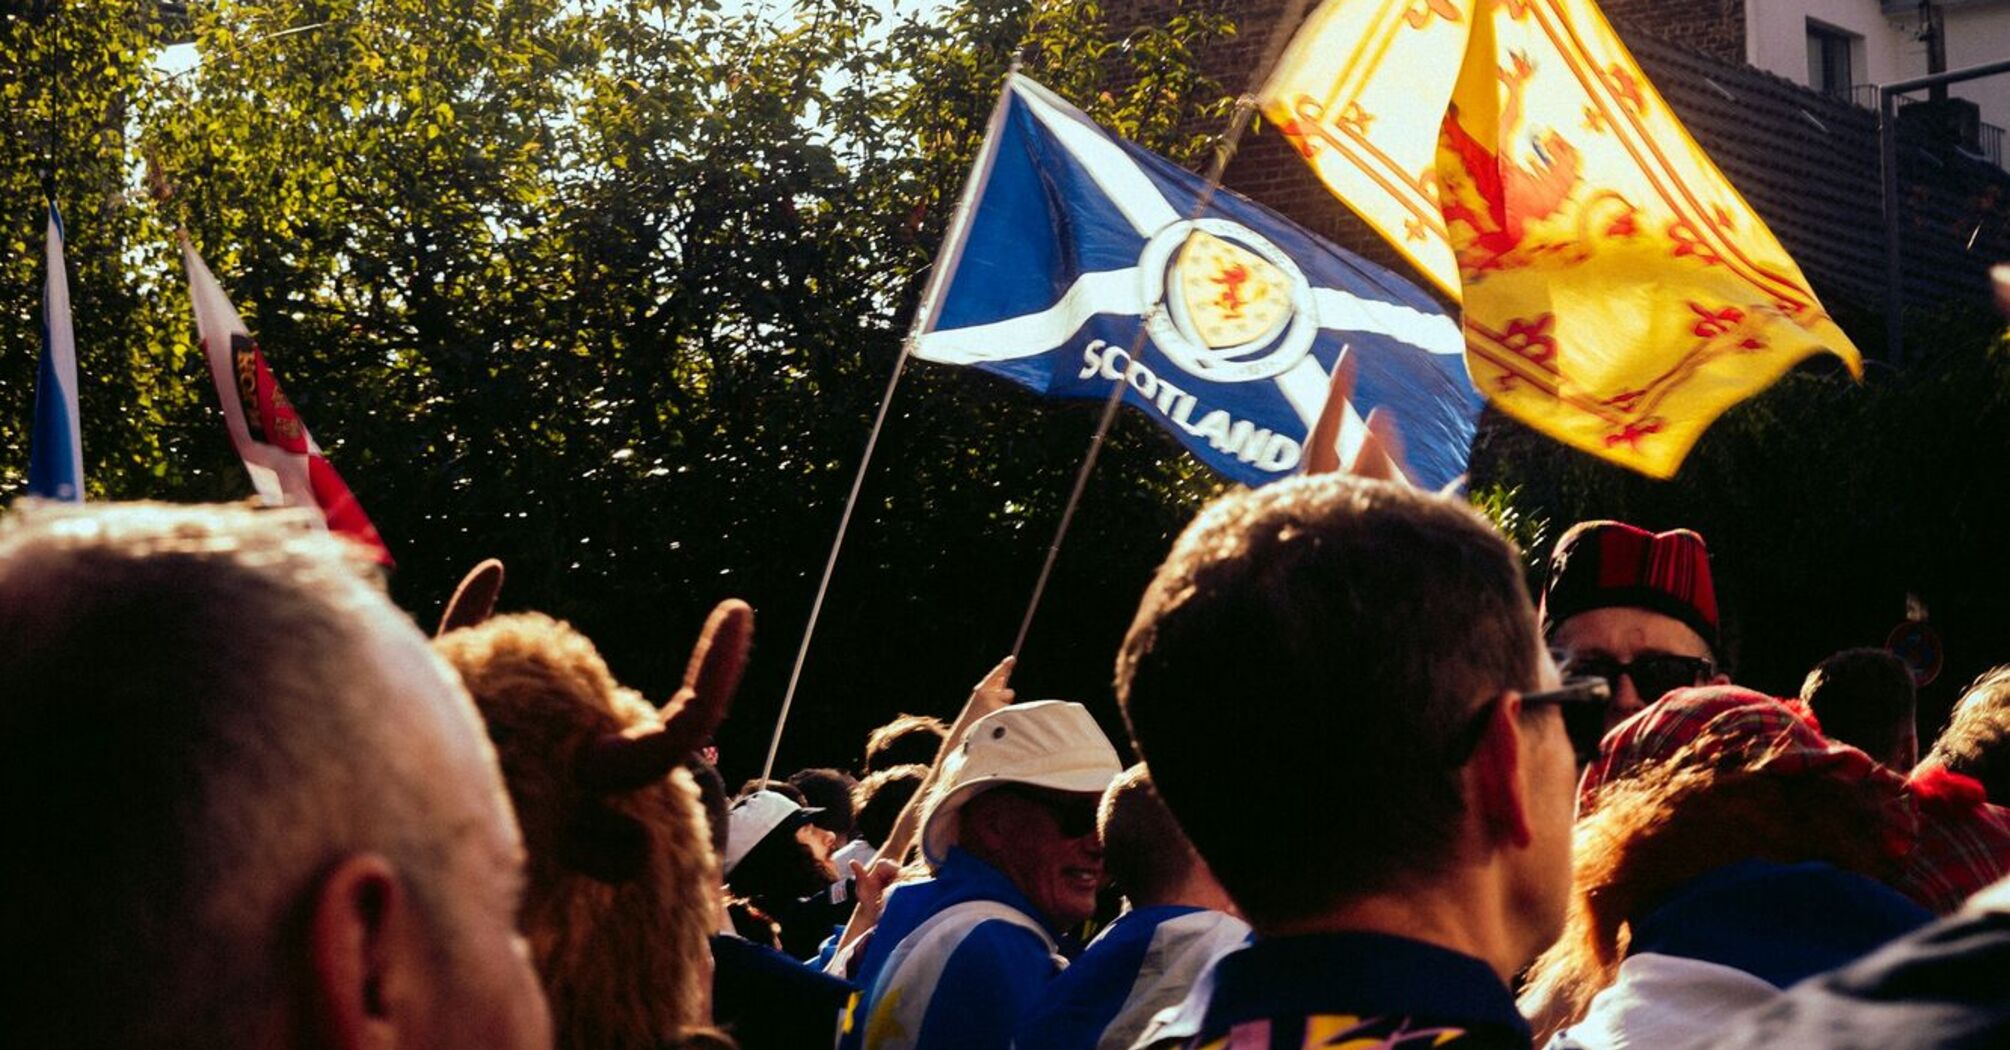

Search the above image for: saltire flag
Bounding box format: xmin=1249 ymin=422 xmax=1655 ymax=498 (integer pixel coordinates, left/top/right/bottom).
xmin=28 ymin=202 xmax=82 ymax=501
xmin=908 ymin=74 xmax=1481 ymax=491
xmin=1260 ymin=0 xmax=1862 ymax=478
xmin=180 ymin=234 xmax=392 ymax=563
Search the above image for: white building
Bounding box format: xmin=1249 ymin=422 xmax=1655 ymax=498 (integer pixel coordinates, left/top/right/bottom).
xmin=1744 ymin=1 xmax=2010 ymax=161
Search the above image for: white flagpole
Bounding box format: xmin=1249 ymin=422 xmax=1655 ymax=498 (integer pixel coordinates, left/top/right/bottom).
xmin=758 ymin=69 xmax=1022 ymax=783
xmin=1007 ymin=92 xmax=1259 ymax=660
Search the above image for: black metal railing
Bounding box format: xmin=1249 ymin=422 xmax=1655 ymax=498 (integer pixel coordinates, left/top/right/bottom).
xmin=1849 ymin=83 xmax=2006 ymax=167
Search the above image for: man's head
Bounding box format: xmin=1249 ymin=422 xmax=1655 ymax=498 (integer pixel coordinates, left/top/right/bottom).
xmin=1926 ymin=665 xmax=2010 ymax=804
xmin=0 ymin=502 xmax=548 ymax=1050
xmin=1116 ymin=476 xmax=1576 ymax=967
xmin=852 ymin=763 xmax=927 ymax=850
xmin=1543 ymin=520 xmax=1727 ymax=729
xmin=789 ymin=767 xmax=860 ymax=840
xmin=1100 ymin=764 xmax=1234 ymax=913
xmin=918 ymin=701 xmax=1123 ymax=927
xmin=1801 ymin=648 xmax=1919 ymax=769
xmin=736 ymin=777 xmax=807 ymax=806
xmin=723 ymin=790 xmax=839 ymax=902
xmin=864 ymin=712 xmax=950 ymax=774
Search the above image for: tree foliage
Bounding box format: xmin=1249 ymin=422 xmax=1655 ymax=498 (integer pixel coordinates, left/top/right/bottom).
xmin=15 ymin=0 xmax=2006 ymax=776
xmin=1472 ymin=304 xmax=2010 ymax=735
xmin=5 ymin=0 xmax=1235 ymax=774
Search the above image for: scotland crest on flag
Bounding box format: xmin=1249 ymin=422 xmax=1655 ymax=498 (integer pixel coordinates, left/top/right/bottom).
xmin=909 ymin=74 xmax=1481 ymax=489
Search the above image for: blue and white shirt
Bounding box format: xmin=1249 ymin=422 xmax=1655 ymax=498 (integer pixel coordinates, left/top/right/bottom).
xmin=1014 ymin=905 xmax=1249 ymax=1050
xmin=842 ymin=848 xmax=1068 ymax=1050
xmin=1133 ymin=931 xmax=1534 ymax=1050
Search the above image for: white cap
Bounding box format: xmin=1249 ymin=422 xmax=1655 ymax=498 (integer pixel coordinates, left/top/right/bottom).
xmin=722 ymin=790 xmax=822 ymax=877
xmin=919 ymin=701 xmax=1123 ymax=865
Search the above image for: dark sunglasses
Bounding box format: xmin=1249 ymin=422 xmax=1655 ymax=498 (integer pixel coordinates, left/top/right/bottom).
xmin=1561 ymin=652 xmax=1714 ymax=705
xmin=997 ymin=786 xmax=1100 ymax=839
xmin=1446 ymin=675 xmax=1615 ymax=767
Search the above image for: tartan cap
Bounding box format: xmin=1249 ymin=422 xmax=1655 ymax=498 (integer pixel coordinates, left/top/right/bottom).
xmin=1542 ymin=520 xmax=1719 ymax=654
xmin=1582 ymin=686 xmax=2010 ymax=915
xmin=1580 ymin=686 xmax=1886 ymax=811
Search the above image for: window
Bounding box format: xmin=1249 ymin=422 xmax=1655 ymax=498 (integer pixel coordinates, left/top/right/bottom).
xmin=1807 ymin=21 xmax=1857 ymax=100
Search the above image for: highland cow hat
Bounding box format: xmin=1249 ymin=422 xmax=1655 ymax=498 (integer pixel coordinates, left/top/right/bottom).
xmin=1542 ymin=520 xmax=1720 ymax=653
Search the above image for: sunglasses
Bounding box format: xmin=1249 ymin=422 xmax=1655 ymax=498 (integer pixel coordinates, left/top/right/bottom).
xmin=1446 ymin=675 xmax=1615 ymax=767
xmin=996 ymin=786 xmax=1100 ymax=839
xmin=1561 ymin=652 xmax=1715 ymax=706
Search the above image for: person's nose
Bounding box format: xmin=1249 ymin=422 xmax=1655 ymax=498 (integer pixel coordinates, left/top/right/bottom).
xmin=1606 ymin=673 xmax=1646 ymax=731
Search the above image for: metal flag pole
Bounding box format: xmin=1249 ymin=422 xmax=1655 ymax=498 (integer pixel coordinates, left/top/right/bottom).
xmin=1005 ymin=0 xmax=1319 ymax=660
xmin=758 ymin=67 xmax=1022 ymax=782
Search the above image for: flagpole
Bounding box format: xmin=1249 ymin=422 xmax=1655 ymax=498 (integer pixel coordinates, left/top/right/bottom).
xmin=757 ymin=65 xmax=1023 ymax=783
xmin=756 ymin=346 xmax=913 ymax=784
xmin=1005 ymin=0 xmax=1321 ymax=659
xmin=1006 ymin=93 xmax=1260 ymax=660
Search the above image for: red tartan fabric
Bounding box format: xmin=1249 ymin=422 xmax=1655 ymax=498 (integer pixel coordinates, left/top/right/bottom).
xmin=1903 ymin=774 xmax=2010 ymax=914
xmin=1542 ymin=520 xmax=1718 ymax=650
xmin=1580 ymin=686 xmax=2010 ymax=915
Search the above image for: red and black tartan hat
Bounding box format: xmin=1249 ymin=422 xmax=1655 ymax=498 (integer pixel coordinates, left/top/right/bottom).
xmin=1541 ymin=520 xmax=1719 ymax=654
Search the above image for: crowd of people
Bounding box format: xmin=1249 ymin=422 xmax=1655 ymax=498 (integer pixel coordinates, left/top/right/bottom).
xmin=5 ymin=479 xmax=2010 ymax=1049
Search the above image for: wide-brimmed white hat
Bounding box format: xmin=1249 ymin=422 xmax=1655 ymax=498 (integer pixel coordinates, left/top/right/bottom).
xmin=920 ymin=701 xmax=1123 ymax=865
xmin=723 ymin=790 xmax=823 ymax=876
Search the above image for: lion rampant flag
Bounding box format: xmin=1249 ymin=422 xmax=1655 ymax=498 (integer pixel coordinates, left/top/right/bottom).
xmin=181 ymin=234 xmax=392 ymax=563
xmin=1260 ymin=0 xmax=1861 ymax=477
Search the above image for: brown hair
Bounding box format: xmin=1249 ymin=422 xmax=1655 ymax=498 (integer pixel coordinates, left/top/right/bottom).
xmin=1116 ymin=475 xmax=1539 ymax=927
xmin=1100 ymin=764 xmax=1202 ymax=906
xmin=865 ymin=713 xmax=950 ymax=774
xmin=1801 ymin=648 xmax=1917 ymax=769
xmin=1520 ymin=745 xmax=1903 ymax=1038
xmin=437 ymin=614 xmax=719 ymax=1050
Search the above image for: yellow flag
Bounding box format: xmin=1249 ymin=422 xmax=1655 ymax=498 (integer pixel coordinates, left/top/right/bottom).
xmin=1261 ymin=0 xmax=1862 ymax=478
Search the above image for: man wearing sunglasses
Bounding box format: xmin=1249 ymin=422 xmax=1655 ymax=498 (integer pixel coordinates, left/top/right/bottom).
xmin=845 ymin=700 xmax=1123 ymax=1050
xmin=1116 ymin=475 xmax=1595 ymax=1049
xmin=1542 ymin=520 xmax=1730 ymax=734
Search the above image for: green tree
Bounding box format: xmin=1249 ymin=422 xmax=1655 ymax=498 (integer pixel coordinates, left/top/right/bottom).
xmin=1 ymin=1 xmax=201 ymax=498
xmin=1472 ymin=304 xmax=2010 ymax=736
xmin=6 ymin=0 xmax=1237 ymax=774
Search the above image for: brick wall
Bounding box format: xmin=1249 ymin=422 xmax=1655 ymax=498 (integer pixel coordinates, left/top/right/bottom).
xmin=1106 ymin=0 xmax=2010 ymax=325
xmin=1596 ymin=0 xmax=1746 ymax=63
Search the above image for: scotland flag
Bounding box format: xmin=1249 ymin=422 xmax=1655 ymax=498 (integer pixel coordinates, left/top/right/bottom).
xmin=28 ymin=202 xmax=82 ymax=502
xmin=909 ymin=75 xmax=1480 ymax=489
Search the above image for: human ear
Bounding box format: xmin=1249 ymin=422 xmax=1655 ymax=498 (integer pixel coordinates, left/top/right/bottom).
xmin=308 ymin=854 xmax=415 ymax=1050
xmin=958 ymin=797 xmax=1011 ymax=856
xmin=1469 ymin=694 xmax=1535 ymax=849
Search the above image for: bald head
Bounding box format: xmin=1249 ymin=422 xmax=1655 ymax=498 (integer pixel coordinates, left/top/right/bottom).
xmin=0 ymin=502 xmax=546 ymax=1049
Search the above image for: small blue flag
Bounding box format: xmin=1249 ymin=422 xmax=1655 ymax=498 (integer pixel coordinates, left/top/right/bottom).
xmin=28 ymin=202 xmax=82 ymax=501
xmin=909 ymin=75 xmax=1480 ymax=490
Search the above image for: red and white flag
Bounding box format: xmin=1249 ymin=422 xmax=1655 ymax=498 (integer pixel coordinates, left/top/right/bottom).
xmin=181 ymin=234 xmax=392 ymax=564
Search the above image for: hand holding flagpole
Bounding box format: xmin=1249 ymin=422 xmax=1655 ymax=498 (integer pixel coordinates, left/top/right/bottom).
xmin=826 ymin=654 xmax=1017 ymax=963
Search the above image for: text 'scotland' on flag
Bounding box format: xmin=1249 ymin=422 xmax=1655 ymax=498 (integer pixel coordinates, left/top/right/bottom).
xmin=1261 ymin=0 xmax=1863 ymax=479
xmin=29 ymin=203 xmax=83 ymax=502
xmin=181 ymin=236 xmax=393 ymax=564
xmin=907 ymin=74 xmax=1482 ymax=491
